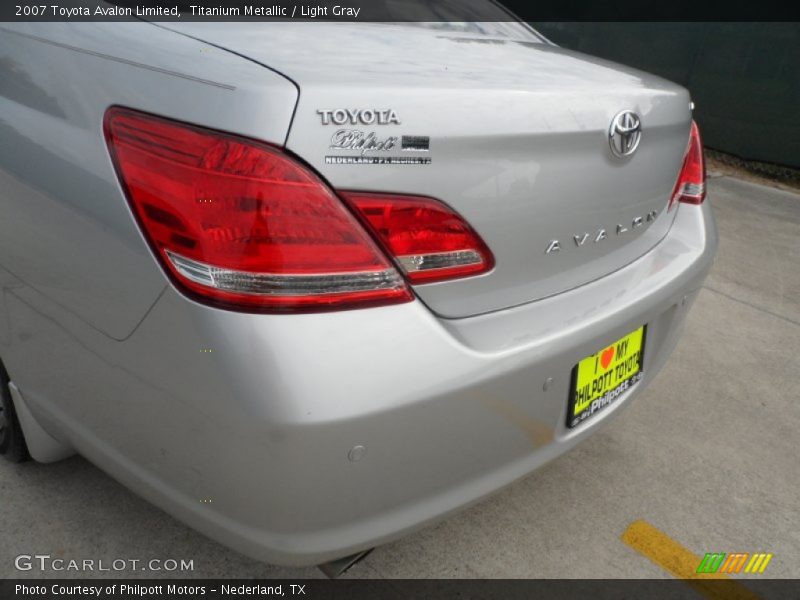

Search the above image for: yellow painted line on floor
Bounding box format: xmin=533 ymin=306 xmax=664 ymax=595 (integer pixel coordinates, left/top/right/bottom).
xmin=621 ymin=520 xmax=761 ymax=600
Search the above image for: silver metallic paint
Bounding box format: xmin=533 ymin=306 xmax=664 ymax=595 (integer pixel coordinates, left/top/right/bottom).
xmin=0 ymin=21 xmax=716 ymax=566
xmin=0 ymin=23 xmax=297 ymax=339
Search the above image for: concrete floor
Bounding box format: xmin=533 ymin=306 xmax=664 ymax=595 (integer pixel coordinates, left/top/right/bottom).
xmin=1 ymin=175 xmax=798 ymax=580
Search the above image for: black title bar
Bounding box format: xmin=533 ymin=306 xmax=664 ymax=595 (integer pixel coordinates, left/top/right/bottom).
xmin=1 ymin=0 xmax=799 ymax=21
xmin=2 ymin=579 xmax=799 ymax=600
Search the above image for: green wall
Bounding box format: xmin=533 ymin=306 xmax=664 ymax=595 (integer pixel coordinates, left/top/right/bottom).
xmin=534 ymin=23 xmax=799 ymax=168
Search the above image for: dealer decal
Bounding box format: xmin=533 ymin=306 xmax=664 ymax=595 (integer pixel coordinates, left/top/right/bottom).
xmin=569 ymin=326 xmax=645 ymax=428
xmin=318 ymin=109 xmax=431 ymax=165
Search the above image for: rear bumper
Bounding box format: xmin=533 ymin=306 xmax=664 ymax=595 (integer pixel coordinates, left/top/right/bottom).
xmin=24 ymin=201 xmax=716 ymax=566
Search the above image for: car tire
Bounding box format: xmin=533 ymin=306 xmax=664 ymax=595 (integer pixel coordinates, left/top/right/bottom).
xmin=0 ymin=366 xmax=30 ymax=463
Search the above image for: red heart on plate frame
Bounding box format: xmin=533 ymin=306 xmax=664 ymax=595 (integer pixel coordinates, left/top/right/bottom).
xmin=600 ymin=346 xmax=615 ymax=369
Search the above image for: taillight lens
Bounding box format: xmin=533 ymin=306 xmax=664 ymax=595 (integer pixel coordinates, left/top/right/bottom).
xmin=342 ymin=192 xmax=494 ymax=284
xmin=104 ymin=107 xmax=411 ymax=312
xmin=669 ymin=120 xmax=706 ymax=210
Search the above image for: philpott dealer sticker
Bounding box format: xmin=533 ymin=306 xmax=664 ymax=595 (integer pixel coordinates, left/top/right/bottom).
xmin=569 ymin=326 xmax=645 ymax=428
xmin=318 ymin=108 xmax=431 ymax=165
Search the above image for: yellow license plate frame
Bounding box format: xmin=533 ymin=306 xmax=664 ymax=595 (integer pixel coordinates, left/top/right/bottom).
xmin=568 ymin=325 xmax=647 ymax=428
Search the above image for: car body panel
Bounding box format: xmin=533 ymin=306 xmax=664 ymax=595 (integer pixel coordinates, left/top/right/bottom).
xmin=0 ymin=23 xmax=298 ymax=339
xmin=0 ymin=21 xmax=717 ymax=566
xmin=6 ymin=197 xmax=715 ymax=565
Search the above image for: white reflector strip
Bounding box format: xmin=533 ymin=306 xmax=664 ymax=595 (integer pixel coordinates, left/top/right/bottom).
xmin=680 ymin=182 xmax=705 ymax=196
xmin=397 ymin=250 xmax=483 ymax=273
xmin=675 ymin=181 xmax=705 ymax=202
xmin=165 ymin=251 xmax=406 ymax=297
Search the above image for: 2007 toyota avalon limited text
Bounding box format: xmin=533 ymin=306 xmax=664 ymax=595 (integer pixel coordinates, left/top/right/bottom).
xmin=0 ymin=7 xmax=716 ymax=570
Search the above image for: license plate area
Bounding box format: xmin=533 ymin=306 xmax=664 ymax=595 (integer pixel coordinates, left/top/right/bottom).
xmin=567 ymin=325 xmax=647 ymax=428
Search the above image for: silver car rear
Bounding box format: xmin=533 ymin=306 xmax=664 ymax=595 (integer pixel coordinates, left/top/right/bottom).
xmin=0 ymin=18 xmax=716 ymax=566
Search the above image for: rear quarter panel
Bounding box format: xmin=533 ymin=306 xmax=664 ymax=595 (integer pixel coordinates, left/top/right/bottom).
xmin=0 ymin=22 xmax=298 ymax=341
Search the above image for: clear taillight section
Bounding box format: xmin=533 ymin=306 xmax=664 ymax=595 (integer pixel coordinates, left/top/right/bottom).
xmin=342 ymin=192 xmax=495 ymax=284
xmin=669 ymin=120 xmax=706 ymax=210
xmin=104 ymin=107 xmax=411 ymax=312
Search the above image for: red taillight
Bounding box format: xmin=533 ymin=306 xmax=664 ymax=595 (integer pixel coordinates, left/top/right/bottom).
xmin=342 ymin=192 xmax=494 ymax=284
xmin=669 ymin=120 xmax=706 ymax=210
xmin=104 ymin=107 xmax=412 ymax=312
